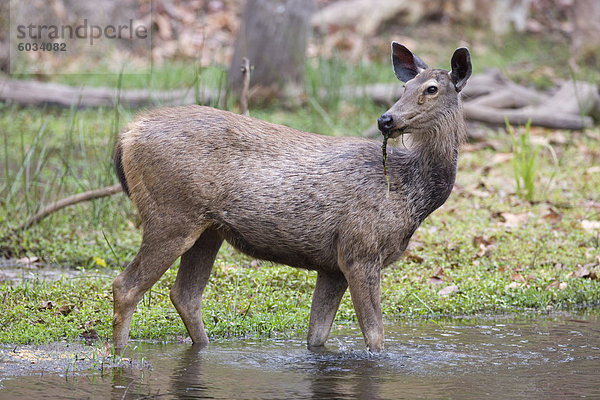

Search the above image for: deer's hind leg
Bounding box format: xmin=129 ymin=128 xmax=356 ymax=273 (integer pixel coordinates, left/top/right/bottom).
xmin=112 ymin=220 xmax=203 ymax=354
xmin=170 ymin=227 xmax=223 ymax=346
xmin=307 ymin=270 xmax=348 ymax=349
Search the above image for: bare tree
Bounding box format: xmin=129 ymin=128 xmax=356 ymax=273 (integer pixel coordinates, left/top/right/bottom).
xmin=227 ymin=0 xmax=315 ymax=103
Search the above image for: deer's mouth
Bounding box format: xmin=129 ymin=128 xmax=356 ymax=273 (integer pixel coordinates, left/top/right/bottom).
xmin=386 ymin=126 xmax=407 ymax=138
xmin=377 ymin=112 xmax=411 ymax=137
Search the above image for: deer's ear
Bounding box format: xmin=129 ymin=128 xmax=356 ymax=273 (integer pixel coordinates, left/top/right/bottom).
xmin=391 ymin=42 xmax=428 ymax=83
xmin=450 ymin=47 xmax=472 ymax=92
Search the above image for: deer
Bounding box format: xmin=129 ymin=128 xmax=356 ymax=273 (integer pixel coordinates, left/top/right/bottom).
xmin=111 ymin=42 xmax=472 ymax=353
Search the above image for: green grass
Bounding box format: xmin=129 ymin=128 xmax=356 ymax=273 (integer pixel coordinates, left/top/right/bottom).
xmin=508 ymin=120 xmax=543 ymax=202
xmin=2 ymin=230 xmax=599 ymax=344
xmin=1 ymin=31 xmax=600 ymax=344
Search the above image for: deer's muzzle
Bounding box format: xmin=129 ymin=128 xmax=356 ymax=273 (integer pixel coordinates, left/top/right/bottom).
xmin=377 ymin=113 xmax=406 ymax=138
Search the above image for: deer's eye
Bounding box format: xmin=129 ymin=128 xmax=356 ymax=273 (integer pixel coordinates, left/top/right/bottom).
xmin=425 ymin=85 xmax=438 ymax=94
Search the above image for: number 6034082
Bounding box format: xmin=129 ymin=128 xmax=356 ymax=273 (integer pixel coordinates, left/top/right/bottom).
xmin=17 ymin=42 xmax=67 ymax=52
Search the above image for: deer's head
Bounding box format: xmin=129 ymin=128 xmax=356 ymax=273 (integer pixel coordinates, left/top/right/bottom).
xmin=377 ymin=43 xmax=472 ymax=138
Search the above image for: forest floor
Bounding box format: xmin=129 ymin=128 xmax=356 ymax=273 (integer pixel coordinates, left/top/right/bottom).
xmin=1 ymin=27 xmax=599 ymax=347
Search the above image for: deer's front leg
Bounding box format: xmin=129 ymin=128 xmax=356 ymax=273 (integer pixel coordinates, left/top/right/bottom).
xmin=341 ymin=262 xmax=384 ymax=352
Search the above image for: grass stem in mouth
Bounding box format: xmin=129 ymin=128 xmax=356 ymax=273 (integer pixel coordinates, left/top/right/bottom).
xmin=382 ymin=132 xmax=390 ymax=194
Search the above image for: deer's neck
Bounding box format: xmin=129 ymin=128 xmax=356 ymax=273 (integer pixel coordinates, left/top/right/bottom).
xmin=409 ymin=106 xmax=466 ymax=163
xmin=392 ymin=113 xmax=465 ymax=222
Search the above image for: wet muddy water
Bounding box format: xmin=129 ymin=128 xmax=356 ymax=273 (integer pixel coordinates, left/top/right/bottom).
xmin=1 ymin=311 xmax=599 ymax=399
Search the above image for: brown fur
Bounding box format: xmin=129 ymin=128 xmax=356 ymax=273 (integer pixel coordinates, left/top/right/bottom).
xmin=112 ymin=43 xmax=471 ymax=353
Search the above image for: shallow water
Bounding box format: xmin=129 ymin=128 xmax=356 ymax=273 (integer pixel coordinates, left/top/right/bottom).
xmin=1 ymin=311 xmax=599 ymax=399
xmin=0 ymin=259 xmax=82 ymax=283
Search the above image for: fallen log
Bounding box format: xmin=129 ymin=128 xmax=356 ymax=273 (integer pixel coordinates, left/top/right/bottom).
xmin=462 ymin=77 xmax=597 ymax=130
xmin=461 ymin=70 xmax=548 ymax=104
xmin=0 ymin=77 xmax=218 ymax=108
xmin=463 ymin=105 xmax=592 ymax=130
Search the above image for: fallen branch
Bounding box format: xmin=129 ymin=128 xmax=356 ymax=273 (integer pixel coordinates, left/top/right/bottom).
xmin=0 ymin=76 xmax=218 ymax=108
xmin=463 ymin=106 xmax=591 ymax=130
xmin=461 ymin=74 xmax=597 ymax=129
xmin=19 ymin=184 xmax=122 ymax=230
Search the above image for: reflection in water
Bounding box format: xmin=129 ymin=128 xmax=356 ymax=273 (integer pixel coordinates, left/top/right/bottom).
xmin=166 ymin=341 xmax=388 ymax=399
xmin=2 ymin=311 xmax=600 ymax=399
xmin=111 ymin=367 xmax=135 ymax=400
xmin=171 ymin=344 xmax=209 ymax=398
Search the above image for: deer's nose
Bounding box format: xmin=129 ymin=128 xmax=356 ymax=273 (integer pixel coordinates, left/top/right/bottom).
xmin=377 ymin=113 xmax=394 ymax=133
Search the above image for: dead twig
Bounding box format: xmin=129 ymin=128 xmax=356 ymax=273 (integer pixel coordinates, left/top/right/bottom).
xmin=19 ymin=184 xmax=122 ymax=230
xmin=240 ymin=57 xmax=251 ymax=115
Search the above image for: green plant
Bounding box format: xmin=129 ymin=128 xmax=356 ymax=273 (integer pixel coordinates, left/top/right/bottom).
xmin=506 ymin=119 xmax=559 ymax=202
xmin=507 ymin=119 xmax=540 ymax=202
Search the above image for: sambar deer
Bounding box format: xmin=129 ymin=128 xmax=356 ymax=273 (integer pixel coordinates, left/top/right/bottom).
xmin=112 ymin=42 xmax=471 ymax=352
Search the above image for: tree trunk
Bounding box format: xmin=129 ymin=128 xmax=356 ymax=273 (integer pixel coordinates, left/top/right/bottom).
xmin=227 ymin=0 xmax=315 ymax=104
